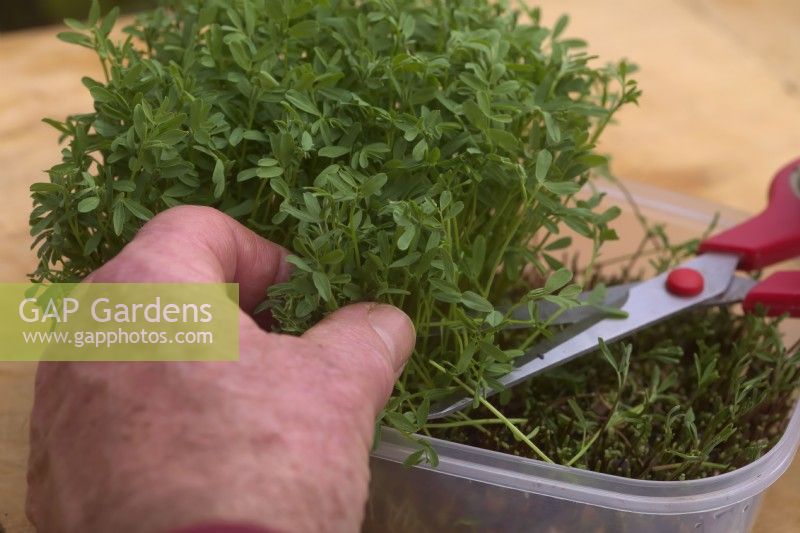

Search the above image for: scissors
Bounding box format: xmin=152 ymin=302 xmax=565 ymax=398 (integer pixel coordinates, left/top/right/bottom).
xmin=429 ymin=158 xmax=800 ymax=419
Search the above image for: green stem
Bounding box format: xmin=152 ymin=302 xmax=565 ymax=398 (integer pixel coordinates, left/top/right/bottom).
xmin=429 ymin=360 xmax=553 ymax=463
xmin=426 ymin=418 xmax=528 ymax=429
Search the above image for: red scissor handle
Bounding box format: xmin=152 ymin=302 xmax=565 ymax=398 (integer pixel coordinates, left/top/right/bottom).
xmin=699 ymin=158 xmax=800 ymax=270
xmin=743 ymin=271 xmax=800 ymax=317
xmin=698 ymin=158 xmax=800 ymax=317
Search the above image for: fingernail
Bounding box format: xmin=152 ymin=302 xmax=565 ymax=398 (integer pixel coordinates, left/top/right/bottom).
xmin=367 ymin=304 xmax=415 ymax=373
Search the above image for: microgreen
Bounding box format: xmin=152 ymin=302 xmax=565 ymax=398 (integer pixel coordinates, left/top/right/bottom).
xmin=31 ymin=0 xmax=798 ymax=480
xmin=431 ymin=223 xmax=800 ymax=479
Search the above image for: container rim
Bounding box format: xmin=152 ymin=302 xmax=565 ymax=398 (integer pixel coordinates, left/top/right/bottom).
xmin=372 ymin=180 xmax=800 ymax=515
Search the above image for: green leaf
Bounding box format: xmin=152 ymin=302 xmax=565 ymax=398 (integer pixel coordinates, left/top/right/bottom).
xmin=318 ymin=145 xmax=350 ymax=158
xmin=257 ymin=166 xmax=284 ymax=179
xmin=384 ymin=411 xmax=417 ymax=433
xmin=229 ymin=127 xmax=244 ymax=146
xmin=400 ymin=13 xmax=416 ymax=38
xmin=362 ymin=173 xmax=387 ymax=197
xmin=122 ymin=198 xmax=154 ymax=221
xmin=258 ymin=158 xmax=279 ymax=167
xmin=389 ymin=252 xmax=420 ymax=268
xmin=312 ymin=271 xmax=333 ymax=302
xmin=227 ymin=40 xmax=251 ymax=70
xmin=112 ymin=203 xmax=127 ymax=235
xmin=83 ymin=232 xmax=102 ymax=256
xmin=543 ymin=180 xmax=580 ymax=195
xmin=462 ymin=100 xmax=488 ymax=129
xmin=559 ymin=284 xmax=582 ymax=298
xmin=578 ymin=154 xmax=609 ymax=168
xmin=56 ymin=32 xmax=92 ymax=48
xmin=237 ymin=168 xmax=259 ymax=182
xmin=242 ymin=130 xmax=268 ymax=142
xmin=77 ymin=197 xmax=100 ymax=213
xmin=476 ymin=91 xmax=492 ymax=116
xmin=303 ymin=193 xmax=321 ymax=219
xmin=535 ymin=149 xmax=553 ymax=181
xmin=99 ymin=6 xmax=120 ymax=36
xmin=288 ymin=20 xmax=319 ymax=39
xmin=319 ymin=249 xmax=345 ymax=265
xmin=461 ymin=291 xmax=494 ymax=313
xmin=553 ymin=14 xmax=570 ymax=39
xmin=88 ymin=0 xmax=101 ymax=24
xmin=486 ymin=128 xmax=520 ymax=152
xmin=454 ymin=341 xmax=477 ymax=374
xmin=269 ymin=177 xmax=291 ymax=198
xmin=429 ymin=279 xmax=461 ymax=303
xmin=88 ymin=84 xmax=115 ymax=104
xmin=412 ymin=139 xmax=428 ymax=161
xmin=543 ymin=112 xmax=561 ymax=143
xmin=544 ymin=236 xmax=572 ymax=251
xmin=301 ymin=131 xmax=314 ymax=151
xmin=224 ymin=199 xmax=253 ymax=218
xmin=402 ymin=449 xmax=425 ymax=467
xmin=30 ymin=183 xmax=60 ymax=193
xmin=112 ymin=180 xmax=136 ymax=192
xmin=212 ymin=158 xmax=225 ymax=198
xmin=41 ymin=118 xmax=69 ymax=134
xmin=64 ymin=18 xmax=88 ymax=31
xmin=397 ymin=225 xmax=415 ymax=251
xmin=544 ymin=268 xmax=573 ymax=293
xmin=286 ymin=255 xmax=313 ymax=272
xmin=285 ymin=90 xmax=321 ymax=116
xmin=485 ymin=310 xmax=504 ymax=327
xmin=281 ymin=204 xmax=320 ymax=224
xmin=480 ymin=340 xmax=510 ymax=362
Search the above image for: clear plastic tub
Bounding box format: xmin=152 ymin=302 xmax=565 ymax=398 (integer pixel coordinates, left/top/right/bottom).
xmin=364 ymin=181 xmax=800 ymax=532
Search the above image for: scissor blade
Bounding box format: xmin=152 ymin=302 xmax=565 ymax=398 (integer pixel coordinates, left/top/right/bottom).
xmin=505 ymin=283 xmax=634 ymax=327
xmin=706 ymin=275 xmax=757 ymax=306
xmin=502 ymin=276 xmax=752 ymax=329
xmin=422 ymin=284 xmax=633 ymax=338
xmin=428 ymin=252 xmax=739 ymax=419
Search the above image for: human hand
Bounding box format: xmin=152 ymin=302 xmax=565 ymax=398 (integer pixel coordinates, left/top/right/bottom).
xmin=26 ymin=206 xmax=415 ymax=533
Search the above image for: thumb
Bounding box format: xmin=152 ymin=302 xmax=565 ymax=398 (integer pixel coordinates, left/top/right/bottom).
xmin=301 ymin=303 xmax=415 ymax=415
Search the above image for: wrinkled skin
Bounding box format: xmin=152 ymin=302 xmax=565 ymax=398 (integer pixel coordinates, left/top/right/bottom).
xmin=26 ymin=206 xmax=415 ymax=533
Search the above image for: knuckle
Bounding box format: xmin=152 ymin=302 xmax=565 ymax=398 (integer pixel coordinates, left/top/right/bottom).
xmin=138 ymin=205 xmax=231 ymax=243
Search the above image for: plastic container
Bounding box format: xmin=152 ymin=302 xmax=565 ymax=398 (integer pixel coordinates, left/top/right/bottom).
xmin=364 ymin=180 xmax=800 ymax=532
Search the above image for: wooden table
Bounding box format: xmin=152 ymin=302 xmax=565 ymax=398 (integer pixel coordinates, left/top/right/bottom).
xmin=1 ymin=1 xmax=799 ymax=530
